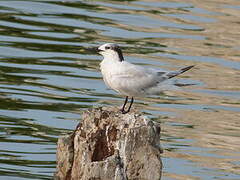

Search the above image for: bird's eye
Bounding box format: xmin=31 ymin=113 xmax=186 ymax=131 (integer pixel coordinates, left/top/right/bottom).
xmin=105 ymin=46 xmax=110 ymax=50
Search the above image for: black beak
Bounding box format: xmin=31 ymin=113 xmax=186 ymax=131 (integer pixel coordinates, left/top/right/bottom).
xmin=87 ymin=47 xmax=102 ymax=54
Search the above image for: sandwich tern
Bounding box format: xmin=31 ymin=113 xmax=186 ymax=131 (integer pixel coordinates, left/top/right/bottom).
xmin=96 ymin=43 xmax=194 ymax=114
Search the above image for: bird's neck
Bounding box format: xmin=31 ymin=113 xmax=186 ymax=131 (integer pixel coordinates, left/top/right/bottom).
xmin=103 ymin=52 xmax=123 ymax=63
xmin=100 ymin=56 xmax=122 ymax=73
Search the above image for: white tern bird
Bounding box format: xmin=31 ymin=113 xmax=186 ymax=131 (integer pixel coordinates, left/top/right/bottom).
xmin=96 ymin=43 xmax=194 ymax=114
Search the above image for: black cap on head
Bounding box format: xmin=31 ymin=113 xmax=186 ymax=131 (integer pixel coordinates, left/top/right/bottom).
xmin=97 ymin=43 xmax=125 ymax=62
xmin=112 ymin=45 xmax=124 ymax=62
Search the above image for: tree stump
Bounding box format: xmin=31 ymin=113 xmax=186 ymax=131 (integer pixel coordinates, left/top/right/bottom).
xmin=54 ymin=107 xmax=162 ymax=180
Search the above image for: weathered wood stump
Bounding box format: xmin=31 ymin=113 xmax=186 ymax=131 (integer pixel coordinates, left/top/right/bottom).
xmin=54 ymin=107 xmax=162 ymax=180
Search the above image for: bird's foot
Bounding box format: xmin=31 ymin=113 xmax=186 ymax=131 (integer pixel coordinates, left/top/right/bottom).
xmin=120 ymin=109 xmax=129 ymax=114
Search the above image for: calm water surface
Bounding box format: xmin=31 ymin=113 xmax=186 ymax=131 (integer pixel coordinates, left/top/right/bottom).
xmin=0 ymin=0 xmax=239 ymax=179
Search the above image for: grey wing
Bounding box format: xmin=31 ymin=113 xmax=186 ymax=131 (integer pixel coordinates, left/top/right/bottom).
xmin=115 ymin=65 xmax=194 ymax=88
xmin=111 ymin=64 xmax=194 ymax=95
xmin=142 ymin=65 xmax=195 ymax=86
xmin=113 ymin=66 xmax=162 ymax=91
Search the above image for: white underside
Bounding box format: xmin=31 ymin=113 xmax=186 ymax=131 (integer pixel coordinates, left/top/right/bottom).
xmin=100 ymin=58 xmax=173 ymax=97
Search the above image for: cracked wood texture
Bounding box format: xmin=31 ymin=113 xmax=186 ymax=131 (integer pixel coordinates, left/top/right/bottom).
xmin=54 ymin=107 xmax=162 ymax=180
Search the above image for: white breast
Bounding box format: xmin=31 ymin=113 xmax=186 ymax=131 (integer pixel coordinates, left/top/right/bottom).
xmin=100 ymin=59 xmax=164 ymax=97
xmin=100 ymin=60 xmax=117 ymax=89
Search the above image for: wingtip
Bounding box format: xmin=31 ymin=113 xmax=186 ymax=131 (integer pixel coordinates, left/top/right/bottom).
xmin=181 ymin=65 xmax=195 ymax=72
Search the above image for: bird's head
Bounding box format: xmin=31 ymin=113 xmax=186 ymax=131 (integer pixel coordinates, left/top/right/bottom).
xmin=97 ymin=43 xmax=124 ymax=62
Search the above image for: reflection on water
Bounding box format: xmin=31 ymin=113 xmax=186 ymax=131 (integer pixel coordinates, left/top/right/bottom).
xmin=0 ymin=0 xmax=239 ymax=179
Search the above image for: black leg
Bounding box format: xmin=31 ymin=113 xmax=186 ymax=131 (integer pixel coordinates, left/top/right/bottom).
xmin=126 ymin=97 xmax=134 ymax=113
xmin=121 ymin=96 xmax=128 ymax=113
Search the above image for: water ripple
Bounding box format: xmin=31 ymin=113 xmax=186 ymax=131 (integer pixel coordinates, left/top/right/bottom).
xmin=0 ymin=0 xmax=239 ymax=179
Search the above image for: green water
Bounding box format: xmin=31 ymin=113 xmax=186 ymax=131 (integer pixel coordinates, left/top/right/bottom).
xmin=0 ymin=0 xmax=239 ymax=179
